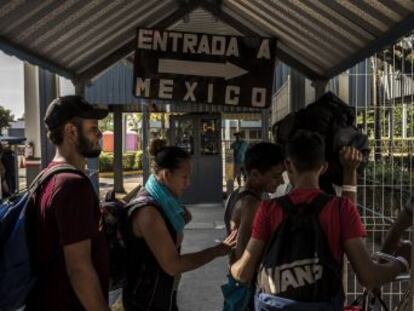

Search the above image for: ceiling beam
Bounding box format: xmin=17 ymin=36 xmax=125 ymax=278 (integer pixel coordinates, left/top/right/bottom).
xmin=77 ymin=0 xmax=202 ymax=83
xmin=0 ymin=35 xmax=75 ymax=79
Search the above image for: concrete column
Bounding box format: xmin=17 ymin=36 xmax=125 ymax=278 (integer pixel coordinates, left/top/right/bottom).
xmin=23 ymin=67 xmax=58 ymax=186
xmin=142 ymin=102 xmax=150 ymax=184
xmin=225 ymin=119 xmax=231 ymax=140
xmin=113 ymin=106 xmax=125 ymax=193
xmin=24 ymin=64 xmax=41 ymax=158
xmin=38 ymin=68 xmax=58 ymax=168
xmin=290 ymin=69 xmax=306 ymax=111
xmin=24 ymin=64 xmax=42 ymax=185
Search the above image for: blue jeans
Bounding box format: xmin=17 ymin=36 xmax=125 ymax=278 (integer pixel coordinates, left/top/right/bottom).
xmin=255 ymin=293 xmax=343 ymax=311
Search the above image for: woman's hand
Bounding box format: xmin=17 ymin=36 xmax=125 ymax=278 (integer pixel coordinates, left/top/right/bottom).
xmin=215 ymin=230 xmax=238 ymax=257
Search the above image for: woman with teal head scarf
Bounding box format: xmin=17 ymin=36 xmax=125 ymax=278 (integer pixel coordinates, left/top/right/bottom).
xmin=123 ymin=139 xmax=237 ymax=311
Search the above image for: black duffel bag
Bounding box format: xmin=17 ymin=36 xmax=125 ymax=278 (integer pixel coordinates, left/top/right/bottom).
xmin=272 ymin=92 xmax=369 ymax=193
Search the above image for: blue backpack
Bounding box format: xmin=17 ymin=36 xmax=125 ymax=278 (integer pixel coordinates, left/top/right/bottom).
xmin=0 ymin=164 xmax=82 ymax=311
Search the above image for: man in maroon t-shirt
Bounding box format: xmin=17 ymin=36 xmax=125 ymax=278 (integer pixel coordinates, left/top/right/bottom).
xmin=26 ymin=96 xmax=110 ymax=311
xmin=231 ymin=131 xmax=409 ymax=300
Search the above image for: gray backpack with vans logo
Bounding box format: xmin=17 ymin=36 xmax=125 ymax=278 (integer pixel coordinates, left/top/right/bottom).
xmin=255 ymin=193 xmax=344 ymax=311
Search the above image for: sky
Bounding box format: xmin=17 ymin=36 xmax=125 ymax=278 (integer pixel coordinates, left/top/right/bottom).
xmin=0 ymin=51 xmax=76 ymax=121
xmin=0 ymin=51 xmax=24 ymax=120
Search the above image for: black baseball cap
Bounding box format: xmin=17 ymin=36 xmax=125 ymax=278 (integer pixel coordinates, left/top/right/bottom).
xmin=44 ymin=95 xmax=108 ymax=130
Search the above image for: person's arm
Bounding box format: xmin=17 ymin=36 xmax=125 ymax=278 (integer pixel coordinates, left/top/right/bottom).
xmin=340 ymin=146 xmax=363 ymax=203
xmin=136 ymin=206 xmax=237 ymax=276
xmin=344 ymin=237 xmax=406 ymax=289
xmin=340 ymin=197 xmax=408 ymax=289
xmin=231 ymin=238 xmax=266 ymax=283
xmin=64 ymin=240 xmax=109 ymax=311
xmin=234 ymin=197 xmax=260 ymax=261
xmin=382 ymin=208 xmax=412 ymax=254
xmin=231 ymin=199 xmax=271 ymax=283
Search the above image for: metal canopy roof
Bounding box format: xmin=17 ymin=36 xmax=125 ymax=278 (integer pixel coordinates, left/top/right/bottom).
xmin=0 ymin=0 xmax=413 ymax=84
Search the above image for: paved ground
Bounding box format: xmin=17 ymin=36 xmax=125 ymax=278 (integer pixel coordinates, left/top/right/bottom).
xmin=178 ymin=204 xmax=228 ymax=311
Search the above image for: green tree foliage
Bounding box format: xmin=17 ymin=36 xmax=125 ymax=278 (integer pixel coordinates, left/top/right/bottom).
xmin=0 ymin=106 xmax=14 ymax=133
xmin=99 ymin=113 xmax=113 ymax=132
xmin=99 ymin=151 xmax=143 ymax=172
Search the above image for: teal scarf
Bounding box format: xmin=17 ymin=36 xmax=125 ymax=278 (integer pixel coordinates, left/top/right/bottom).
xmin=145 ymin=174 xmax=185 ymax=233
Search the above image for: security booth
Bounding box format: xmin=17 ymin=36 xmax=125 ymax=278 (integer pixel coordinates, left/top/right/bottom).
xmin=169 ymin=113 xmax=222 ymax=203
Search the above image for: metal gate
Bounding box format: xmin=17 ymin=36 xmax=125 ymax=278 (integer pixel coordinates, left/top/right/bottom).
xmin=169 ymin=113 xmax=222 ymax=204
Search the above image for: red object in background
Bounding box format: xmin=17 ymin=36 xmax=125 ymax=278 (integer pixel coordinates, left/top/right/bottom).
xmin=344 ymin=306 xmax=363 ymax=311
xmin=102 ymin=131 xmax=114 ymax=152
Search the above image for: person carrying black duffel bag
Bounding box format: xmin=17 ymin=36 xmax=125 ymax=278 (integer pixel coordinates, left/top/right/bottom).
xmin=272 ymin=92 xmax=369 ymax=194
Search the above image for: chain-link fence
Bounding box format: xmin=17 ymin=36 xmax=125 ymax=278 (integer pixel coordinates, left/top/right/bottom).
xmin=345 ymin=35 xmax=414 ymax=309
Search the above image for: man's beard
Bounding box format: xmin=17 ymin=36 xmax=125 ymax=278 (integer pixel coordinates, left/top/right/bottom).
xmin=76 ymin=131 xmax=101 ymax=158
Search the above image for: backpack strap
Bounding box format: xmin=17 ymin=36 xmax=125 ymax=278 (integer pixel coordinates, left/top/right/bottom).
xmin=224 ymin=188 xmax=261 ymax=232
xmin=307 ymin=192 xmax=333 ymax=215
xmin=125 ymin=189 xmax=177 ymax=240
xmin=275 ymin=195 xmax=294 ymax=214
xmin=126 ymin=189 xmax=161 ymax=218
xmin=260 ymin=196 xmax=292 ymax=258
xmin=28 ymin=164 xmax=84 ymax=194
